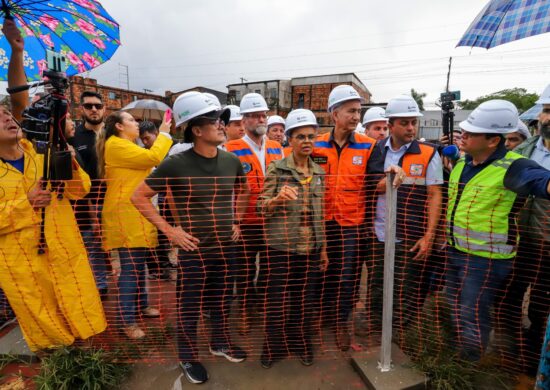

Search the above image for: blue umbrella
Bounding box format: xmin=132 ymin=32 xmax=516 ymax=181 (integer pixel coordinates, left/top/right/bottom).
xmin=0 ymin=0 xmax=120 ymax=81
xmin=457 ymin=0 xmax=550 ymax=49
xmin=519 ymin=103 xmax=542 ymax=121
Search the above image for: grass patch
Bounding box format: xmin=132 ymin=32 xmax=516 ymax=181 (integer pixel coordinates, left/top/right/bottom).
xmin=34 ymin=347 xmax=131 ymax=390
xmin=402 ymin=293 xmax=514 ymax=390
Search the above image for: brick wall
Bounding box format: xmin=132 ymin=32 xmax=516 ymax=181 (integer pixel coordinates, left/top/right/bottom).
xmin=68 ymin=76 xmax=167 ymax=119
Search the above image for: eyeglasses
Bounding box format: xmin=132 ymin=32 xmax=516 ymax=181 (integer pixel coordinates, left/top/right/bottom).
xmin=293 ymin=134 xmax=316 ymax=142
xmin=244 ymin=113 xmax=267 ymax=120
xmin=82 ymin=103 xmax=104 ymax=110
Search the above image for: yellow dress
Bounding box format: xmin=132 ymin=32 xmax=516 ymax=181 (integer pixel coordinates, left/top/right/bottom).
xmin=101 ymin=134 xmax=172 ymax=250
xmin=0 ymin=139 xmax=107 ymax=351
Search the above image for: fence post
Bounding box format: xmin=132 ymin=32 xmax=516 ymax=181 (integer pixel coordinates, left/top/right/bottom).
xmin=379 ymin=172 xmax=397 ymax=372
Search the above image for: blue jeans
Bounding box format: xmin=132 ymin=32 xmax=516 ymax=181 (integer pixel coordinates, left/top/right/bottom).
xmin=445 ymin=247 xmax=512 ymax=361
xmin=321 ymin=221 xmax=362 ymax=327
xmin=117 ymin=248 xmax=149 ymax=326
xmin=81 ymin=230 xmax=108 ymax=290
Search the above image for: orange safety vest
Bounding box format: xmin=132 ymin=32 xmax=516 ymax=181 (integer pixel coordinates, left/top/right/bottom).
xmin=225 ymin=138 xmax=284 ymax=224
xmin=283 ymin=146 xmax=292 ymax=157
xmin=368 ymin=138 xmax=438 ymax=240
xmin=312 ymin=131 xmax=375 ymax=226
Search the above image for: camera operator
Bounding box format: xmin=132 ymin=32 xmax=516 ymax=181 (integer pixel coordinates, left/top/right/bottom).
xmin=0 ymin=18 xmax=106 ymax=351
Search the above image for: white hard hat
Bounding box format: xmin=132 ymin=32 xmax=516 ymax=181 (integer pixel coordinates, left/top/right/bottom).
xmin=203 ymin=92 xmax=222 ymax=109
xmin=362 ymin=107 xmax=389 ymax=126
xmin=517 ymin=120 xmax=532 ymax=139
xmin=267 ymin=115 xmax=285 ymax=128
xmin=459 ymin=99 xmax=519 ymax=134
xmin=328 ymin=85 xmax=365 ymax=112
xmin=285 ymin=109 xmax=318 ymax=137
xmin=537 ymin=84 xmax=550 ymax=105
xmin=385 ymin=95 xmax=423 ymax=118
xmin=225 ymin=105 xmax=243 ymax=122
xmin=240 ymin=93 xmax=269 ymax=114
xmin=174 ymin=91 xmax=218 ymax=127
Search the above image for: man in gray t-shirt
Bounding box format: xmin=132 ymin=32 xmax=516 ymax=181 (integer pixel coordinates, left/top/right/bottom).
xmin=146 ymin=148 xmax=245 ymax=249
xmin=131 ymin=93 xmax=249 ymax=385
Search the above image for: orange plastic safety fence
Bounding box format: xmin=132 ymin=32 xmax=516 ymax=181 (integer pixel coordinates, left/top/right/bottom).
xmin=0 ymin=173 xmax=547 ymax=376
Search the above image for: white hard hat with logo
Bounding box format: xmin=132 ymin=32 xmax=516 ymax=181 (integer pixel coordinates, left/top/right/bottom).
xmin=459 ymin=99 xmax=519 ymax=134
xmin=267 ymin=115 xmax=285 ymax=128
xmin=285 ymin=109 xmax=318 ymax=137
xmin=385 ymin=95 xmax=423 ymax=118
xmin=240 ymin=93 xmax=269 ymax=114
xmin=537 ymin=84 xmax=550 ymax=105
xmin=362 ymin=107 xmax=389 ymax=126
xmin=225 ymin=105 xmax=243 ymax=122
xmin=203 ymin=92 xmax=222 ymax=109
xmin=328 ymin=85 xmax=365 ymax=112
xmin=174 ymin=91 xmax=219 ymax=127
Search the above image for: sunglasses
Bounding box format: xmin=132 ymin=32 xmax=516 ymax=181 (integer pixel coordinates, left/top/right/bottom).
xmin=82 ymin=103 xmax=104 ymax=110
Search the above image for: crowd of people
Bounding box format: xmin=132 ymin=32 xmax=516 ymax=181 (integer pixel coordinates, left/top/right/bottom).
xmin=0 ymin=17 xmax=550 ymax=386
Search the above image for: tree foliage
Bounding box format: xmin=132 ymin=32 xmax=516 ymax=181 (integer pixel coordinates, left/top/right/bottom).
xmin=457 ymin=88 xmax=539 ymax=113
xmin=410 ymin=88 xmax=427 ymax=111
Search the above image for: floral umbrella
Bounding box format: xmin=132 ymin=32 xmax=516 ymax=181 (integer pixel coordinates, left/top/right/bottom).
xmin=0 ymin=0 xmax=120 ymax=81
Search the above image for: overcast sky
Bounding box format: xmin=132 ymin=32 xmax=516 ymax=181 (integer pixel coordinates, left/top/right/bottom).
xmin=25 ymin=0 xmax=550 ymax=107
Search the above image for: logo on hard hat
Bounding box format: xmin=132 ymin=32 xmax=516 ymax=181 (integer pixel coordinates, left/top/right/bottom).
xmin=252 ymin=102 xmax=261 ymax=107
xmin=297 ymin=116 xmax=307 ymax=122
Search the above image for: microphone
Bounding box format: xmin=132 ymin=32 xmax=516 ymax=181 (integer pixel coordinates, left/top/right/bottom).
xmin=442 ymin=145 xmax=460 ymax=161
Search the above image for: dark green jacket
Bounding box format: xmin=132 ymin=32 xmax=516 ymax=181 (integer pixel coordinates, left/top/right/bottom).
xmin=257 ymin=154 xmax=325 ymax=254
xmin=514 ymin=135 xmax=550 ymax=242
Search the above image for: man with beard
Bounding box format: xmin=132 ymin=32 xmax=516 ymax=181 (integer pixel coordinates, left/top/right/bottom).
xmin=225 ymin=93 xmax=284 ymax=334
xmin=71 ymin=91 xmax=109 ymax=299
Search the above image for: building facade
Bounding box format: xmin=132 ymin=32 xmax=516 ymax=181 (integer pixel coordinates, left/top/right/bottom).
xmin=291 ymin=73 xmax=371 ymax=131
xmin=165 ymin=86 xmax=228 ymax=107
xmin=419 ymin=110 xmax=473 ymax=141
xmin=227 ymin=80 xmax=293 ymax=116
xmin=68 ymin=76 xmax=167 ymax=118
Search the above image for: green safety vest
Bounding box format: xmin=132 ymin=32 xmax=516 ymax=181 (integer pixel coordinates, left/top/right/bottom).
xmin=446 ymin=151 xmax=525 ymax=260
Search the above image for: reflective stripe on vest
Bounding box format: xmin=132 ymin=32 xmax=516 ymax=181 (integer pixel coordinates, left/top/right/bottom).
xmin=446 ymin=151 xmax=524 ymax=259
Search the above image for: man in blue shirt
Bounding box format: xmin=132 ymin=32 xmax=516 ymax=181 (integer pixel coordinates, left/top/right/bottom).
xmin=445 ymin=100 xmax=550 ymax=362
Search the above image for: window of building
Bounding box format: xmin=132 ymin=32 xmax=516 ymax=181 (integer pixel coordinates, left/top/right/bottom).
xmin=133 ymin=95 xmax=138 ymax=101
xmin=269 ymin=88 xmax=277 ymax=99
xmin=108 ymin=91 xmax=117 ymax=100
xmin=297 ymin=93 xmax=305 ymax=108
xmin=255 ymin=89 xmax=261 ymax=95
xmin=235 ymin=91 xmax=241 ymax=101
xmin=430 ymin=119 xmax=438 ymax=126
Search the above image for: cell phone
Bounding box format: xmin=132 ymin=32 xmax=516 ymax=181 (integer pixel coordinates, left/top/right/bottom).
xmin=164 ymin=109 xmax=172 ymax=123
xmin=46 ymin=50 xmax=68 ymax=73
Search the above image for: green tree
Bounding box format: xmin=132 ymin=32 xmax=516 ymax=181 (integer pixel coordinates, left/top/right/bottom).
xmin=411 ymin=88 xmax=427 ymax=111
xmin=457 ymin=88 xmax=539 ymax=113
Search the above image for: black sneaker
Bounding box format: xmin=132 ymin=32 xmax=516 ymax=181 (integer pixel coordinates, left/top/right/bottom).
xmin=260 ymin=354 xmax=273 ymax=369
xmin=209 ymin=345 xmax=247 ymax=363
xmin=299 ymin=352 xmax=314 ymax=366
xmin=179 ymin=361 xmax=208 ymax=384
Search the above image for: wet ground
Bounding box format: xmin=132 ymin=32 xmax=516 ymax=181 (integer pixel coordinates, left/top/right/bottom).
xmin=121 ymin=357 xmax=366 ymax=390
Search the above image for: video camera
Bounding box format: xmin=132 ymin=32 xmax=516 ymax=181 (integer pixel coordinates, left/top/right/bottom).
xmin=18 ymin=51 xmax=72 ymax=181
xmin=440 ymin=90 xmax=461 ymax=144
